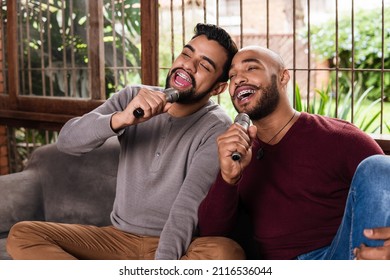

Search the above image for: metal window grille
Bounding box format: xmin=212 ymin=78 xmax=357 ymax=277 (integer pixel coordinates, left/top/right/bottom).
xmin=159 ymin=0 xmax=389 ymax=134
xmin=1 ymin=0 xmax=389 ymax=173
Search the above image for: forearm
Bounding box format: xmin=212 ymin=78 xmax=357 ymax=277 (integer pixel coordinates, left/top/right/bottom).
xmin=57 ymin=89 xmax=131 ymax=155
xmin=57 ymin=112 xmax=118 ymax=155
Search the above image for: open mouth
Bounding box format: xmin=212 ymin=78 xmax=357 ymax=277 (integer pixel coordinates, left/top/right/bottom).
xmin=173 ymin=71 xmax=193 ymax=89
xmin=235 ymin=87 xmax=256 ymax=101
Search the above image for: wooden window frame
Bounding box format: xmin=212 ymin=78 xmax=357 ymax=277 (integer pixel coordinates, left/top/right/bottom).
xmin=0 ymin=0 xmax=158 ymax=131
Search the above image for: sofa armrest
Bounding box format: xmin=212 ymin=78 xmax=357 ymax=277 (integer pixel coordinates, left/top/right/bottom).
xmin=0 ymin=170 xmax=44 ymax=234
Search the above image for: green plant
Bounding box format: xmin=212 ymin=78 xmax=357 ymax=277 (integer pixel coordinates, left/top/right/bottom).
xmin=303 ymin=7 xmax=390 ymax=101
xmin=8 ymin=127 xmax=58 ymax=172
xmin=294 ymin=82 xmax=385 ymax=134
xmin=14 ymin=0 xmax=141 ymax=98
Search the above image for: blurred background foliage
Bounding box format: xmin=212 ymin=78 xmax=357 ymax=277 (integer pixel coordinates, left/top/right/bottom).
xmin=304 ymin=7 xmax=390 ymax=101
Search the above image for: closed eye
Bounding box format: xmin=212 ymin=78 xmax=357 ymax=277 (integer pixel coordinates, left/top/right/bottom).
xmin=200 ymin=63 xmax=211 ymax=72
xmin=248 ymin=65 xmax=259 ymax=71
xmin=181 ymin=52 xmax=191 ymax=59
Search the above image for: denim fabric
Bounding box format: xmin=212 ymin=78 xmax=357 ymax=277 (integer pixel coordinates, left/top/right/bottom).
xmin=297 ymin=155 xmax=390 ymax=260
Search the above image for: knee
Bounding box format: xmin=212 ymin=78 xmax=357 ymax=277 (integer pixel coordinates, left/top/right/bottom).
xmin=352 ymin=155 xmax=390 ymax=197
xmin=354 ymin=155 xmax=390 ymax=185
xmin=8 ymin=221 xmax=35 ymax=239
xmin=6 ymin=221 xmax=40 ymax=256
xmin=357 ymin=155 xmax=390 ymax=173
xmin=184 ymin=237 xmax=246 ymax=260
xmin=211 ymin=237 xmax=246 ymax=260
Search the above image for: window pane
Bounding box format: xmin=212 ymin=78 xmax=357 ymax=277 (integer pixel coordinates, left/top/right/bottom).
xmin=17 ymin=0 xmax=89 ymax=98
xmin=103 ymin=0 xmax=141 ymax=97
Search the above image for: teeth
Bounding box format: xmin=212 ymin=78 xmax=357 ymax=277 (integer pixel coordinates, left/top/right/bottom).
xmin=237 ymin=89 xmax=255 ymax=99
xmin=177 ymin=72 xmax=191 ymax=83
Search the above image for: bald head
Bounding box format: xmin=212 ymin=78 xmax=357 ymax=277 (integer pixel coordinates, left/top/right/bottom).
xmin=234 ymin=46 xmax=286 ymax=72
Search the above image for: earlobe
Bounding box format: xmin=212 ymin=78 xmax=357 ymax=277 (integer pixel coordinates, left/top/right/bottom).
xmin=211 ymin=82 xmax=228 ymax=96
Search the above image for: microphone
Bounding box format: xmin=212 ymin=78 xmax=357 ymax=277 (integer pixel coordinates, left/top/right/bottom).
xmin=133 ymin=88 xmax=180 ymax=118
xmin=231 ymin=113 xmax=250 ymax=161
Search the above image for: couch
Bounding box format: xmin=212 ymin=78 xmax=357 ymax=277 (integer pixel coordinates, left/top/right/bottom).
xmin=1 ymin=135 xmax=387 ymax=260
xmin=0 ymin=137 xmax=120 ymax=260
xmin=0 ymin=136 xmax=256 ymax=260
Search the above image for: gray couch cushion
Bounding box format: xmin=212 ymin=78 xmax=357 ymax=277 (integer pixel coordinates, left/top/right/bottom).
xmin=0 ymin=137 xmax=120 ymax=259
xmin=37 ymin=138 xmax=120 ymax=225
xmin=0 ymin=238 xmax=11 ymax=260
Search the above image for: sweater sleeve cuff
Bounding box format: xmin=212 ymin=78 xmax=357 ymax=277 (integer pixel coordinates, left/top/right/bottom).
xmin=211 ymin=172 xmax=239 ymax=197
xmin=95 ymin=113 xmax=123 ymax=139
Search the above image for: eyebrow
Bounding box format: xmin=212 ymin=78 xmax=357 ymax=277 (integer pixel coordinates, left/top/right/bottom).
xmin=230 ymin=58 xmax=264 ymax=70
xmin=183 ymin=44 xmax=217 ymax=71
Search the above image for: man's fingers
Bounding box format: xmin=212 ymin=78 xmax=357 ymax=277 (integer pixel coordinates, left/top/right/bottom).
xmin=131 ymin=89 xmax=167 ymax=119
xmin=364 ymin=227 xmax=390 ymax=240
xmin=355 ymin=245 xmax=390 ymax=260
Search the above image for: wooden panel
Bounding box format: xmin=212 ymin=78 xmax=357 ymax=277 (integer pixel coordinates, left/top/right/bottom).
xmin=88 ymin=0 xmax=105 ymax=100
xmin=140 ymin=0 xmax=159 ymax=86
xmin=372 ymin=134 xmax=390 ymax=155
xmin=0 ymin=95 xmax=102 ymax=115
xmin=0 ymin=95 xmax=103 ymax=131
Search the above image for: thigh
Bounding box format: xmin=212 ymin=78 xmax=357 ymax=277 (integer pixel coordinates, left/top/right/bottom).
xmin=8 ymin=221 xmax=145 ymax=260
xmin=181 ymin=237 xmax=246 ymax=260
xmin=50 ymin=223 xmax=157 ymax=260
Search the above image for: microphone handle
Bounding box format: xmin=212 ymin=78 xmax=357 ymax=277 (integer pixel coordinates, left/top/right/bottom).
xmin=231 ymin=113 xmax=250 ymax=161
xmin=133 ymin=88 xmax=179 ymax=118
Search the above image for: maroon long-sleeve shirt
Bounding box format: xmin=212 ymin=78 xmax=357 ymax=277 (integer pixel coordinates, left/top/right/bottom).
xmin=198 ymin=112 xmax=384 ymax=259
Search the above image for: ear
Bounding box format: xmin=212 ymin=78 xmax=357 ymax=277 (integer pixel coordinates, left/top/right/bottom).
xmin=280 ymin=69 xmax=290 ymax=86
xmin=210 ymin=82 xmax=228 ymax=96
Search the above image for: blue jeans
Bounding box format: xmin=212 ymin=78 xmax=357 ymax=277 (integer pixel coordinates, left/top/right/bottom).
xmin=297 ymin=154 xmax=390 ymax=260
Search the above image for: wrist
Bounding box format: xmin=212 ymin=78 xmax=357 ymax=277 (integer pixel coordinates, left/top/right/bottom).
xmin=221 ymin=171 xmax=242 ymax=185
xmin=110 ymin=112 xmax=126 ymax=132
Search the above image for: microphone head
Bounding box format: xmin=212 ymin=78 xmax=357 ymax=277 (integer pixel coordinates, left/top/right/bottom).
xmin=164 ymin=88 xmax=180 ymax=103
xmin=234 ymin=113 xmax=250 ymax=130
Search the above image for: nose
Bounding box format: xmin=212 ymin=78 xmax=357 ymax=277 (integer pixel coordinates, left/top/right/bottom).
xmin=234 ymin=72 xmax=247 ymax=86
xmin=182 ymin=58 xmax=197 ymax=73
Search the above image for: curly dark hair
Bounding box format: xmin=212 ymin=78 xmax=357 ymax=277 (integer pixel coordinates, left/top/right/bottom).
xmin=192 ymin=23 xmax=238 ymax=82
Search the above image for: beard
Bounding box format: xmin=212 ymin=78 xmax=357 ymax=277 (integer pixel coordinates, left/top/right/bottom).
xmin=234 ymin=74 xmax=280 ymax=121
xmin=165 ymin=68 xmax=213 ymax=104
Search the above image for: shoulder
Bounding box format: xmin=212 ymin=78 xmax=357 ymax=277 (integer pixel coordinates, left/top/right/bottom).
xmin=299 ymin=112 xmax=365 ymax=135
xmin=300 ymin=112 xmax=351 ymax=128
xmin=202 ymin=100 xmax=233 ymax=128
xmin=110 ymin=84 xmax=164 ymax=100
xmin=180 ymin=101 xmax=231 ymax=142
xmin=298 ymin=112 xmax=382 ymax=152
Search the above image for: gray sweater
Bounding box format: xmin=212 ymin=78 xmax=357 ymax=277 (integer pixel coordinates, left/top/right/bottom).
xmin=57 ymin=85 xmax=232 ymax=259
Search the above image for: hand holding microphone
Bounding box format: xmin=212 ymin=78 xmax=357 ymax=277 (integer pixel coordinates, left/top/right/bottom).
xmin=110 ymin=87 xmax=180 ymax=133
xmin=133 ymin=88 xmax=179 ymax=118
xmin=217 ymin=112 xmax=251 ymax=185
xmin=231 ymin=113 xmax=250 ymax=161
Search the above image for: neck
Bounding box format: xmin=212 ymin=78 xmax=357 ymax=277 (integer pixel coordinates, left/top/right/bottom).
xmin=253 ymin=108 xmax=298 ymax=145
